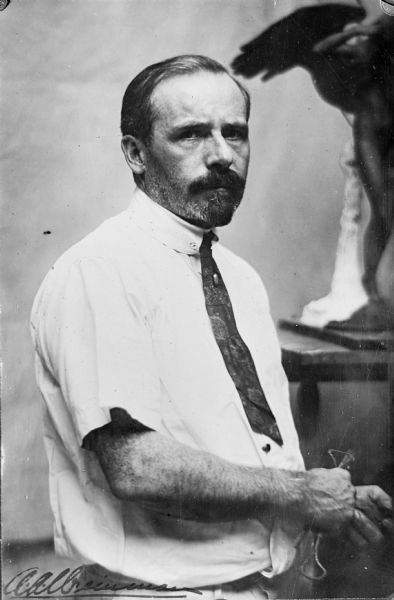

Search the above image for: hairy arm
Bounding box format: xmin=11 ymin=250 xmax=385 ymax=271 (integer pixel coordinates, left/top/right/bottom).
xmin=85 ymin=409 xmax=369 ymax=536
xmin=88 ymin=417 xmax=299 ymax=523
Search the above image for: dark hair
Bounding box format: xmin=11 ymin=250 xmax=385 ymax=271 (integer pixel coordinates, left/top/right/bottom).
xmin=120 ymin=54 xmax=250 ymax=141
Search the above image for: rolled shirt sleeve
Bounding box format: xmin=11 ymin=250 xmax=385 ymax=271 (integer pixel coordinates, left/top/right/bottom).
xmin=32 ymin=256 xmax=162 ymax=444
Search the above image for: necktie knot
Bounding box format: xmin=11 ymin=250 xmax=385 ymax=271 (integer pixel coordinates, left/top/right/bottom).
xmin=199 ymin=231 xmax=217 ymax=255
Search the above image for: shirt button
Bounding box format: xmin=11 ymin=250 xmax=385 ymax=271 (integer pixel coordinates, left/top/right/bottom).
xmin=190 ymin=242 xmax=198 ymax=250
xmin=262 ymin=444 xmax=271 ymax=453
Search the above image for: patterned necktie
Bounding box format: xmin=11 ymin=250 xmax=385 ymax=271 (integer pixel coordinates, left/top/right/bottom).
xmin=199 ymin=231 xmax=283 ymax=446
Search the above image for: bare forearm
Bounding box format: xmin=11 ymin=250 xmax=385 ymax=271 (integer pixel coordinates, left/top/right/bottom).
xmin=88 ymin=413 xmax=392 ymax=541
xmin=93 ymin=427 xmax=307 ymax=523
xmin=91 ymin=424 xmax=394 ymax=543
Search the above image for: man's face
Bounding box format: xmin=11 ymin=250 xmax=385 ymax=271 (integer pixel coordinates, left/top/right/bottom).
xmin=140 ymin=71 xmax=250 ymax=229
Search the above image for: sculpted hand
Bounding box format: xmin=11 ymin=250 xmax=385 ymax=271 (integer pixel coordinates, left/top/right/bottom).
xmin=302 ymin=467 xmax=355 ymax=534
xmin=347 ymin=485 xmax=393 ymax=548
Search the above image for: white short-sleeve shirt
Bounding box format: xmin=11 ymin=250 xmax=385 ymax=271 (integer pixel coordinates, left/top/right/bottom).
xmin=31 ymin=188 xmax=305 ymax=588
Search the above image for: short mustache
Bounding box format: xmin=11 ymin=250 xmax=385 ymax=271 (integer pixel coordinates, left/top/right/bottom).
xmin=189 ymin=171 xmax=246 ymax=194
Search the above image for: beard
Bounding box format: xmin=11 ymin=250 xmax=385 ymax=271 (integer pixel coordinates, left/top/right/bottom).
xmin=145 ymin=165 xmax=247 ymax=229
xmin=185 ymin=170 xmax=246 ymax=228
xmin=184 ymin=188 xmax=242 ymax=228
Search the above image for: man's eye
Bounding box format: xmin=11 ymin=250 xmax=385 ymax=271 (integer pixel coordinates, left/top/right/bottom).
xmin=224 ymin=128 xmax=247 ymax=141
xmin=178 ymin=129 xmax=201 ymax=140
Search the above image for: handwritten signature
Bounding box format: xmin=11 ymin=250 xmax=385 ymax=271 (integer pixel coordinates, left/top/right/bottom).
xmin=3 ymin=567 xmax=203 ymax=598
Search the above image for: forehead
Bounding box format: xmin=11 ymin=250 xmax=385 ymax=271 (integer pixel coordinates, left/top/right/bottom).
xmin=150 ymin=72 xmax=248 ymax=129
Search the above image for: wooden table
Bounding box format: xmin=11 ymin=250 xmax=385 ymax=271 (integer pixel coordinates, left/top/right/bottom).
xmin=278 ymin=323 xmax=393 ymax=429
xmin=279 ymin=327 xmax=391 ymax=383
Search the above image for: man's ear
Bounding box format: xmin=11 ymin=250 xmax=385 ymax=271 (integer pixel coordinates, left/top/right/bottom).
xmin=121 ymin=135 xmax=146 ymax=176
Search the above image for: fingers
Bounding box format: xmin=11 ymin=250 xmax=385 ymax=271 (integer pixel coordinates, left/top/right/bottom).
xmin=345 ymin=486 xmax=393 ymax=549
xmin=355 ymin=488 xmax=384 ymax=525
xmin=355 ymin=486 xmax=393 ymax=523
xmin=369 ymin=486 xmax=392 ymax=515
xmin=346 ymin=525 xmax=369 ymax=549
xmin=362 ymin=485 xmax=392 ymax=510
xmin=382 ymin=518 xmax=394 ymax=536
xmin=350 ymin=508 xmax=385 ymax=546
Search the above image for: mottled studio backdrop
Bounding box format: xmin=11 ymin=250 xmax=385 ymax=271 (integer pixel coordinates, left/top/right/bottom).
xmin=1 ymin=0 xmax=380 ymax=541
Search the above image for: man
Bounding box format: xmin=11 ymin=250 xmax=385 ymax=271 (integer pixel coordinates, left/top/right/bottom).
xmin=31 ymin=55 xmax=392 ymax=599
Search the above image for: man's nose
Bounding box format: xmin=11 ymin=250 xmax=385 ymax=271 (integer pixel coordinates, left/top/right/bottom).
xmin=205 ymin=134 xmax=233 ymax=169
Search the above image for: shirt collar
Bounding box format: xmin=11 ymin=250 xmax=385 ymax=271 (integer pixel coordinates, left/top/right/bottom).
xmin=128 ymin=187 xmax=218 ymax=255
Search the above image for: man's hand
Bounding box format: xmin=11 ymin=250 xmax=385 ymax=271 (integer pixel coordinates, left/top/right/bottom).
xmin=347 ymin=485 xmax=394 ymax=548
xmin=302 ymin=467 xmax=355 ymax=534
xmin=302 ymin=469 xmax=393 ymax=548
